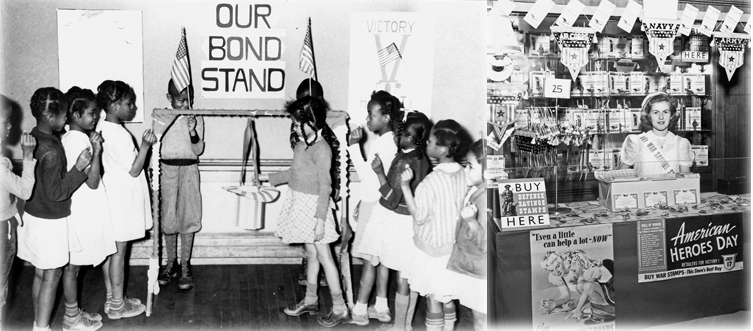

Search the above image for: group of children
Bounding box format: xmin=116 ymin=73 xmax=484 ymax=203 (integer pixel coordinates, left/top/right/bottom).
xmin=0 ymin=79 xmax=202 ymax=331
xmin=269 ymin=82 xmax=487 ymax=331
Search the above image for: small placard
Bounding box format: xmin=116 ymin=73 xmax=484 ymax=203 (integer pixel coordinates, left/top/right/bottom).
xmin=487 ymin=155 xmax=506 ymax=178
xmin=644 ymin=191 xmax=668 ymax=207
xmin=678 ymin=4 xmax=699 ymax=36
xmin=674 ymin=189 xmax=699 ymax=204
xmin=554 ymin=0 xmax=585 ymax=28
xmin=613 ymin=193 xmax=639 ymax=209
xmin=699 ymin=6 xmax=721 ymax=37
xmin=544 ymin=78 xmax=572 ymax=99
xmin=588 ymin=0 xmax=616 ymax=33
xmin=496 ymin=0 xmax=517 ymax=16
xmin=618 ymin=0 xmax=643 ymax=33
xmin=487 ymin=132 xmax=501 ymax=151
xmin=720 ymin=5 xmax=743 ymax=34
xmin=498 ymin=178 xmax=550 ymax=230
xmin=523 ymin=0 xmax=555 ymax=29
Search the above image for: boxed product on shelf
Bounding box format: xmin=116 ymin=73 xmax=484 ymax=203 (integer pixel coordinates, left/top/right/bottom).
xmin=683 ymin=73 xmax=706 ymax=95
xmin=630 ymin=36 xmax=645 ymax=58
xmin=585 ymin=109 xmax=599 ymax=131
xmin=685 ymin=107 xmax=702 ymax=130
xmin=529 ymin=71 xmax=552 ymax=97
xmin=618 ymin=107 xmax=631 ymax=132
xmin=515 ymin=108 xmax=530 ymax=129
xmin=589 ymin=149 xmax=605 ymax=170
xmin=599 ymin=36 xmax=629 ymax=58
xmin=630 ymin=72 xmax=646 ymax=95
xmin=584 ymin=71 xmax=608 ymax=96
xmin=608 ymin=109 xmax=621 ymax=132
xmin=528 ymin=33 xmax=554 ymax=56
xmin=668 ymin=71 xmax=684 ymax=95
xmin=691 ymin=145 xmax=709 ymax=166
xmin=647 ymin=74 xmax=667 ymax=94
xmin=629 ymin=108 xmax=642 ymax=131
xmin=572 ymin=74 xmax=587 ymax=96
xmin=609 ymin=72 xmax=631 ymax=95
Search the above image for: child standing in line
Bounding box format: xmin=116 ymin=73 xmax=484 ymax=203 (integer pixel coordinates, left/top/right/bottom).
xmin=268 ymin=96 xmax=350 ymax=327
xmin=96 ymin=80 xmax=155 ymax=319
xmin=157 ymin=80 xmax=204 ymax=291
xmin=0 ymin=102 xmax=36 ymax=325
xmin=348 ymin=91 xmax=403 ymax=325
xmin=399 ymin=120 xmax=472 ymax=331
xmin=60 ymin=87 xmax=115 ymax=331
xmin=446 ymin=139 xmax=487 ymax=331
xmin=17 ymin=87 xmax=91 ymax=331
xmin=356 ymin=111 xmax=433 ymax=330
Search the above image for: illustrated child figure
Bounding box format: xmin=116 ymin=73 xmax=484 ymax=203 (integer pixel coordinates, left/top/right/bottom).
xmin=356 ymin=111 xmax=433 ymax=330
xmin=399 ymin=120 xmax=472 ymax=331
xmin=61 ymin=87 xmax=116 ymax=331
xmin=97 ymin=80 xmax=155 ymax=319
xmin=268 ymin=96 xmax=350 ymax=327
xmin=157 ymin=80 xmax=205 ymax=291
xmin=17 ymin=87 xmax=91 ymax=331
xmin=446 ymin=139 xmax=487 ymax=331
xmin=348 ymin=91 xmax=402 ymax=325
xmin=0 ymin=100 xmax=36 ymax=325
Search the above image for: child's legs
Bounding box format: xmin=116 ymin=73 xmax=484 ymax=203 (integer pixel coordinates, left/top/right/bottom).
xmin=471 ymin=310 xmax=487 ymax=331
xmin=375 ymin=263 xmax=389 ymax=299
xmin=108 ymin=241 xmax=128 ymax=300
xmin=396 ymin=271 xmax=410 ymax=296
xmin=304 ymin=244 xmax=319 ymax=285
xmin=426 ymin=295 xmax=443 ymax=314
xmin=313 ymin=243 xmax=342 ymax=294
xmin=102 ymin=257 xmax=112 ymax=295
xmin=356 ymin=260 xmax=375 ymax=304
xmin=35 ymin=267 xmax=62 ymax=327
xmin=32 ymin=268 xmax=43 ymax=320
xmin=443 ymin=301 xmax=455 ymax=314
xmin=0 ymin=217 xmax=17 ymax=319
xmin=62 ymin=264 xmax=81 ymax=305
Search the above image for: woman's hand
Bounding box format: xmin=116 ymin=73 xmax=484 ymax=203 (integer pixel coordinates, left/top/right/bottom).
xmin=314 ymin=218 xmax=325 ymax=242
xmin=21 ymin=132 xmax=36 ymax=161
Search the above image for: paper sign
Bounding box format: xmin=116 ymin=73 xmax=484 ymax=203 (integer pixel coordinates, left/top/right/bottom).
xmin=699 ymin=6 xmax=721 ymax=37
xmin=614 ymin=193 xmax=639 ymax=209
xmin=498 ymin=178 xmax=549 ymax=230
xmin=496 ymin=0 xmax=517 ymax=17
xmin=524 ymin=0 xmax=555 ymax=29
xmin=643 ymin=0 xmax=679 ymax=20
xmin=678 ymin=4 xmax=699 ymax=36
xmin=673 ymin=189 xmax=698 ymax=204
xmin=588 ymin=0 xmax=616 ymax=33
xmin=745 ymin=21 xmax=752 ymax=35
xmin=544 ymin=78 xmax=572 ymax=99
xmin=643 ymin=191 xmax=668 ymax=206
xmin=618 ymin=0 xmax=643 ymax=33
xmin=554 ymin=0 xmax=585 ymax=28
xmin=720 ymin=6 xmax=743 ymax=34
xmin=487 ymin=132 xmax=501 ymax=151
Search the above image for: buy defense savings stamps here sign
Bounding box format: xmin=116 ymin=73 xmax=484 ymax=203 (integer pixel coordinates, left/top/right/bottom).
xmin=498 ymin=178 xmax=550 ymax=230
xmin=637 ymin=216 xmax=743 ymax=283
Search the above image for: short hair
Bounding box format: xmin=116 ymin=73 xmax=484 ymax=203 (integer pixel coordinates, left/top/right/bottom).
xmin=30 ymin=87 xmax=67 ymax=119
xmin=639 ymin=92 xmax=678 ymax=132
xmin=432 ymin=119 xmax=472 ymax=163
xmin=296 ymin=78 xmax=324 ymax=99
xmin=168 ymin=79 xmax=194 ymax=97
xmin=97 ymin=80 xmax=135 ymax=113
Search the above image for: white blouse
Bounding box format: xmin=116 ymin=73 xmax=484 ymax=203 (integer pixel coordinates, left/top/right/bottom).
xmin=620 ymin=131 xmax=693 ymax=177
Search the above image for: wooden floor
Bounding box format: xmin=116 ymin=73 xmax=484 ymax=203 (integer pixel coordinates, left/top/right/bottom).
xmin=2 ymin=260 xmax=476 ymax=330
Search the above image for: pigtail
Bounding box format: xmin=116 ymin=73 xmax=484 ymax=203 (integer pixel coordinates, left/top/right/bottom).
xmin=30 ymin=87 xmax=66 ymax=120
xmin=321 ymin=124 xmax=341 ymax=200
xmin=403 ymin=111 xmax=432 ymax=160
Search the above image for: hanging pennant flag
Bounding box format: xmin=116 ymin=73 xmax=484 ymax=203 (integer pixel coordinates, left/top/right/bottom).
xmin=720 ymin=6 xmax=743 ymax=34
xmin=554 ymin=0 xmax=585 ymax=28
xmin=642 ymin=18 xmax=682 ymax=71
xmin=588 ymin=0 xmax=616 ymax=33
xmin=714 ymin=32 xmax=750 ymax=80
xmin=551 ymin=26 xmax=597 ymax=81
xmin=678 ymin=4 xmax=699 ymax=36
xmin=617 ymin=0 xmax=643 ymax=33
xmin=698 ymin=6 xmax=721 ymax=37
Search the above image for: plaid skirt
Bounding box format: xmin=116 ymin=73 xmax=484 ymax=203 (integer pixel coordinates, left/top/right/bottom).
xmin=275 ymin=189 xmax=339 ymax=244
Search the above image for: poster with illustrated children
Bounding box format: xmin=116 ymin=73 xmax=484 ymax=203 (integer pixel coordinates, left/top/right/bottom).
xmin=637 ymin=217 xmax=743 ymax=283
xmin=531 ymin=224 xmax=615 ymax=331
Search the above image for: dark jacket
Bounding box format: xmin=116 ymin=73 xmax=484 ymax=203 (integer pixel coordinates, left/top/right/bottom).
xmin=378 ymin=149 xmax=431 ymax=215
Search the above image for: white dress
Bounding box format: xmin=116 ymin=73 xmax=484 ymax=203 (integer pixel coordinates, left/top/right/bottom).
xmin=61 ymin=130 xmax=117 ymax=266
xmin=98 ymin=120 xmax=153 ymax=242
xmin=620 ymin=131 xmax=693 ymax=177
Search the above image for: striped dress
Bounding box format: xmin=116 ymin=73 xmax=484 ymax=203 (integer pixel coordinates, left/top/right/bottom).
xmin=406 ymin=162 xmax=468 ymax=301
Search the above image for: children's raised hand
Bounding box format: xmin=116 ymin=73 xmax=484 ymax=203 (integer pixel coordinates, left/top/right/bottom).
xmin=75 ymin=147 xmax=92 ymax=171
xmin=89 ymin=131 xmax=103 ymax=155
xmin=349 ymin=126 xmax=363 ymax=145
xmin=314 ymin=218 xmax=325 ymax=242
xmin=399 ymin=164 xmax=413 ymax=186
xmin=186 ymin=115 xmax=197 ymax=132
xmin=20 ymin=131 xmax=36 ymax=160
xmin=141 ymin=129 xmax=157 ymax=147
xmin=371 ymin=154 xmax=384 ymax=175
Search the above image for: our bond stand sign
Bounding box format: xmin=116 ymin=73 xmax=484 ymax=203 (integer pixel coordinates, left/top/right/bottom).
xmin=498 ymin=178 xmax=551 ymax=230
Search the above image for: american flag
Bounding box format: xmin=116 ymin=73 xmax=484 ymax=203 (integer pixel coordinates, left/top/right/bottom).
xmin=377 ymin=43 xmax=402 ymax=66
xmin=171 ymin=28 xmax=191 ymax=93
xmin=299 ymin=21 xmax=316 ymax=77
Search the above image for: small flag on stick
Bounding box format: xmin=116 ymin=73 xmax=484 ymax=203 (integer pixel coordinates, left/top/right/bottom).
xmin=378 ymin=42 xmax=402 ymax=66
xmin=171 ymin=28 xmax=191 ymax=93
xmin=299 ymin=19 xmax=316 ymax=78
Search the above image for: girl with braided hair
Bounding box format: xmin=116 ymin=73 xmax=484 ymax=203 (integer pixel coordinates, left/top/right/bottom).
xmin=347 ymin=90 xmax=403 ymax=326
xmin=269 ymin=96 xmax=349 ymax=326
xmin=356 ymin=110 xmax=432 ymax=330
xmin=400 ymin=119 xmax=472 ymax=331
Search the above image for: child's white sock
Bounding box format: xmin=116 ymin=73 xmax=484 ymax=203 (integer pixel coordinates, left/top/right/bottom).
xmin=32 ymin=322 xmax=51 ymax=331
xmin=353 ymin=301 xmax=367 ymax=315
xmin=375 ymin=296 xmax=389 ymax=312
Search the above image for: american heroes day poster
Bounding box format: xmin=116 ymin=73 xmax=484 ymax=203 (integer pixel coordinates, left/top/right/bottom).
xmin=531 ymin=224 xmax=616 ymax=331
xmin=637 ymin=216 xmax=743 ymax=283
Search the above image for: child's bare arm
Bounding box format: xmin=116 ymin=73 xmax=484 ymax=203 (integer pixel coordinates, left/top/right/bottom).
xmin=130 ymin=129 xmax=156 ymax=177
xmin=84 ymin=131 xmax=103 ymax=189
xmin=1 ymin=135 xmax=36 ymax=200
